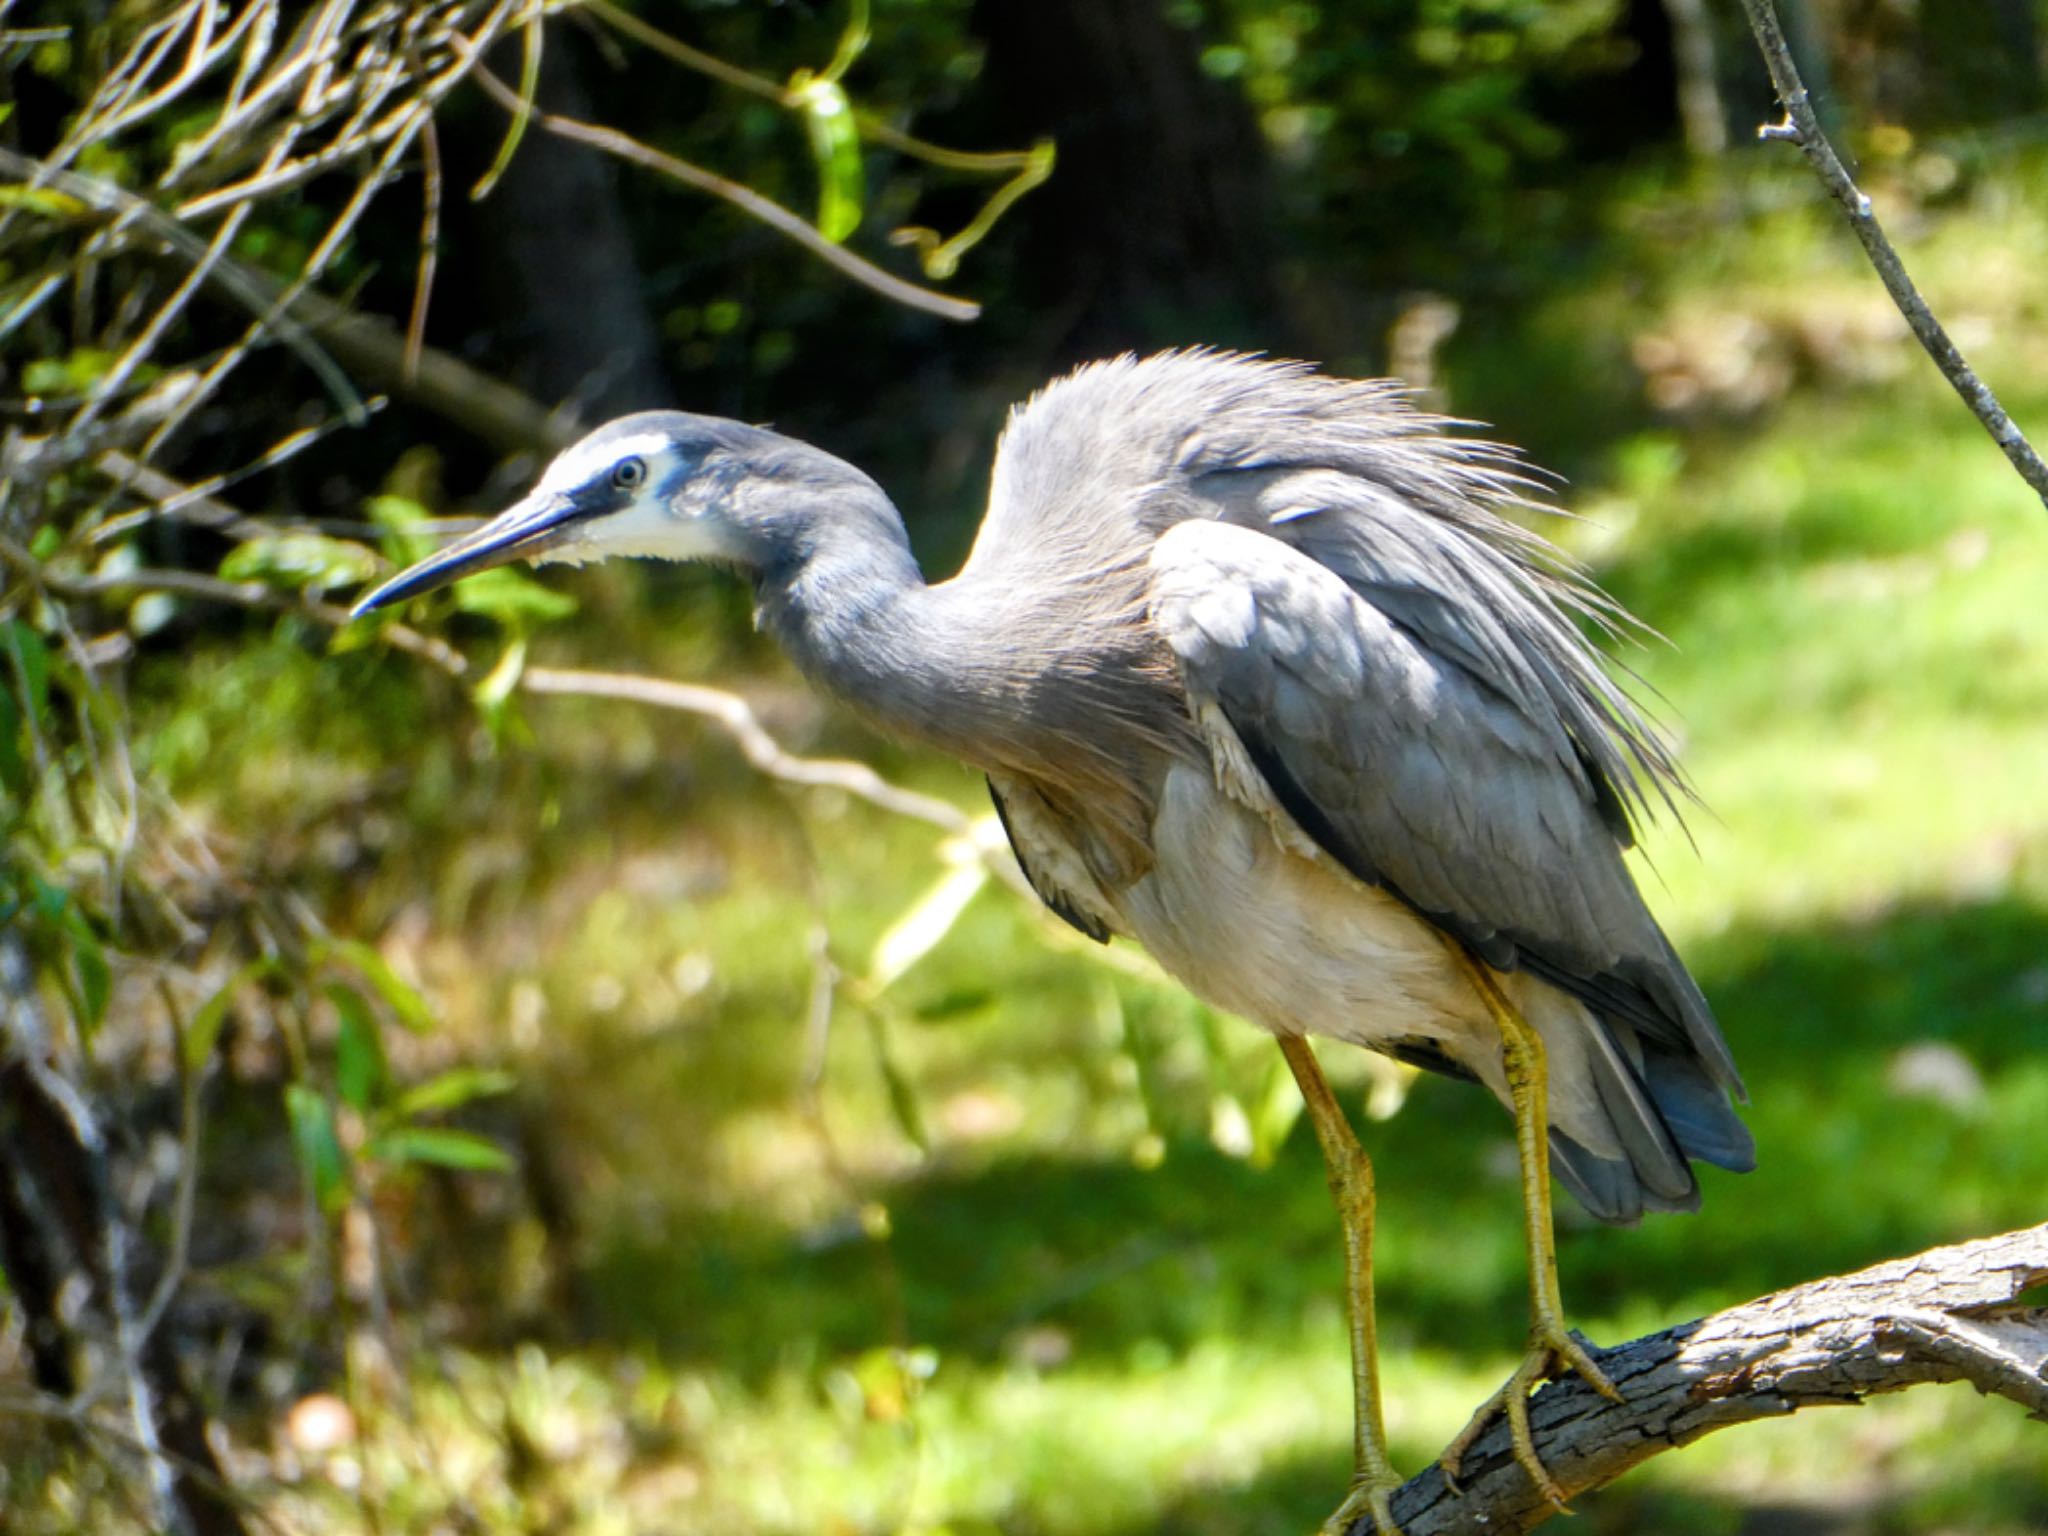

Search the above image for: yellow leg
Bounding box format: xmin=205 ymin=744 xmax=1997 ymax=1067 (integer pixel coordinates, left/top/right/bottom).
xmin=1437 ymin=954 xmax=1622 ymax=1511
xmin=1279 ymin=1036 xmax=1405 ymax=1536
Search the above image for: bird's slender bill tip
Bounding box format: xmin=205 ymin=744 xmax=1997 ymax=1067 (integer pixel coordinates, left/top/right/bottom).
xmin=348 ymin=493 xmax=573 ymax=620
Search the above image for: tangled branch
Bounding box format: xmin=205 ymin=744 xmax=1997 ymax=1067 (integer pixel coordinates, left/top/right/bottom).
xmin=0 ymin=4 xmax=1049 ymax=1526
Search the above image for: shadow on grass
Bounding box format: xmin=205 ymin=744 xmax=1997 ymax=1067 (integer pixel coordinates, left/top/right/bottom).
xmin=577 ymin=891 xmax=2048 ymax=1387
xmin=1139 ymin=1423 xmax=2048 ymax=1536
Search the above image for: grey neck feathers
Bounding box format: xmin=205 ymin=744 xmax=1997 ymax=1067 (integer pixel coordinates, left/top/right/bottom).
xmin=751 ymin=479 xmax=1181 ymax=800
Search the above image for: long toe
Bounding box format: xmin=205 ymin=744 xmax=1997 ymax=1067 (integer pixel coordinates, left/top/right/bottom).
xmin=1438 ymin=1326 xmax=1619 ymax=1512
xmin=1320 ymin=1467 xmax=1406 ymax=1536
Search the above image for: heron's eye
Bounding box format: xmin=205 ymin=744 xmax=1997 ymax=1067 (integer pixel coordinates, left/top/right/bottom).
xmin=612 ymin=457 xmax=647 ymax=491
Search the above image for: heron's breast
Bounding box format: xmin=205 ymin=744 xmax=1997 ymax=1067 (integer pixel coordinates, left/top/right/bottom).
xmin=1116 ymin=763 xmax=1488 ymax=1053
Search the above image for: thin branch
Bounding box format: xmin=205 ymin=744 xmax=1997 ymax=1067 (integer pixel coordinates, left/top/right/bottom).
xmin=24 ymin=556 xmax=978 ymax=837
xmin=135 ymin=982 xmax=204 ymax=1348
xmin=1738 ymin=0 xmax=2048 ymax=509
xmin=0 ymin=146 xmax=363 ymax=420
xmin=515 ymin=667 xmax=976 ymax=833
xmin=580 ymin=0 xmax=1038 ymax=174
xmin=1374 ymin=1222 xmax=2048 ymax=1534
xmin=456 ymin=40 xmax=982 ymax=323
xmin=405 ymin=111 xmax=443 ymax=383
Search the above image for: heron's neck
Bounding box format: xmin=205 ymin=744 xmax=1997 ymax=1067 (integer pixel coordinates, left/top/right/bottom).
xmin=753 ymin=489 xmax=1021 ymax=768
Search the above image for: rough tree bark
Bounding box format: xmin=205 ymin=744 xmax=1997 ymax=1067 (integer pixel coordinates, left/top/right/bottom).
xmin=1366 ymin=1224 xmax=2048 ymax=1533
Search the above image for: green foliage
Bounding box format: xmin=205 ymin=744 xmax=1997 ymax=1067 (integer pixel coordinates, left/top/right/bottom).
xmin=21 ymin=346 xmax=157 ymax=398
xmin=0 ymin=618 xmax=49 ymax=803
xmin=363 ymin=1125 xmax=514 ymax=1173
xmin=286 ymin=1082 xmax=350 ymax=1214
xmin=794 ymin=73 xmax=866 ymax=241
xmin=1198 ymin=0 xmax=1636 ymax=275
xmin=220 ymin=532 xmax=382 ymax=595
xmin=0 ymin=616 xmax=119 ymax=1042
xmin=279 ymin=948 xmax=517 ymax=1213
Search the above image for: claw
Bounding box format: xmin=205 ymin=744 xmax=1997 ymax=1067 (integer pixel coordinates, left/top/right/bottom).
xmin=1319 ymin=1466 xmax=1405 ymax=1536
xmin=1439 ymin=1323 xmax=1618 ymax=1510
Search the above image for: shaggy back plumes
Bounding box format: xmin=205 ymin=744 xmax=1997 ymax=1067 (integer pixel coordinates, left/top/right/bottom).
xmin=968 ymin=350 xmax=1688 ymax=836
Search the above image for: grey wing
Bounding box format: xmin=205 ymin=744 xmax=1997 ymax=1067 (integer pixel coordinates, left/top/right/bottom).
xmin=1148 ymin=520 xmax=1752 ymax=1197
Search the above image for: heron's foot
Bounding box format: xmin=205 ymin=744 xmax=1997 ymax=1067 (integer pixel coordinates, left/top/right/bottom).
xmin=1438 ymin=1321 xmax=1619 ymax=1511
xmin=1317 ymin=1461 xmax=1405 ymax=1536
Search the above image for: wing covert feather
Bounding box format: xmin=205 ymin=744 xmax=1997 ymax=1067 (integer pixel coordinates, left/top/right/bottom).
xmin=1149 ymin=519 xmax=1741 ymax=1094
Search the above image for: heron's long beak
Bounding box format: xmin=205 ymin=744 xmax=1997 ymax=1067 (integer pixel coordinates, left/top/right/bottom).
xmin=350 ymin=492 xmax=578 ymax=617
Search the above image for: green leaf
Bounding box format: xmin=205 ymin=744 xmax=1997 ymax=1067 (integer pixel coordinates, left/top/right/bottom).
xmin=20 ymin=347 xmax=158 ymax=396
xmin=1 ymin=621 xmax=52 ymax=724
xmin=0 ymin=687 xmax=25 ymax=801
xmin=473 ymin=637 xmax=526 ymax=714
xmin=316 ymin=939 xmax=434 ymax=1034
xmin=17 ymin=879 xmax=111 ymax=1037
xmin=365 ymin=1126 xmax=513 ymax=1174
xmin=328 ymin=983 xmax=386 ymax=1114
xmin=285 ymin=1084 xmax=349 ymax=1212
xmin=219 ymin=532 xmax=380 ymax=595
xmin=364 ymin=495 xmax=435 ymax=569
xmin=391 ymin=1067 xmax=516 ymax=1121
xmin=792 ymin=72 xmax=864 ymax=243
xmin=0 ymin=188 xmax=89 ymax=225
xmin=470 ymin=15 xmax=542 ymax=202
xmin=451 ymin=567 xmax=577 ymax=625
xmin=184 ymin=957 xmax=280 ymax=1072
xmin=67 ymin=915 xmax=109 ymax=1035
xmin=28 ymin=874 xmax=67 ymax=923
xmin=864 ymin=1010 xmax=928 ymax=1155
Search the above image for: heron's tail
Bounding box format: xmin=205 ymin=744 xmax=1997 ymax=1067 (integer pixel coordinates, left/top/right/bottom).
xmin=1548 ymin=1019 xmax=1755 ymax=1227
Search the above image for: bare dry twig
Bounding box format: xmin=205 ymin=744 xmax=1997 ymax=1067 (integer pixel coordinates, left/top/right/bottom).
xmin=1737 ymin=0 xmax=2048 ymax=509
xmin=17 ymin=555 xmax=983 ymax=843
xmin=1371 ymin=1222 xmax=2048 ymax=1534
xmin=455 ymin=42 xmax=983 ymax=323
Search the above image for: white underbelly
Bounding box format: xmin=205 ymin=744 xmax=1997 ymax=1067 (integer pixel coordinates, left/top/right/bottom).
xmin=1119 ymin=764 xmax=1479 ymax=1046
xmin=1114 ymin=763 xmax=1617 ymax=1154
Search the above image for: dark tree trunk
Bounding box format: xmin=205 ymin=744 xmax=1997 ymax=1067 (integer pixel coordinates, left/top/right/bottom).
xmin=968 ymin=0 xmax=1300 ymax=364
xmin=459 ymin=32 xmax=671 ymax=422
xmin=1917 ymin=0 xmax=2040 ymax=123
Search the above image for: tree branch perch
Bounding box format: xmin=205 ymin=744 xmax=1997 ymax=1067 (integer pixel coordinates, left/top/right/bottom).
xmin=1369 ymin=1222 xmax=2048 ymax=1534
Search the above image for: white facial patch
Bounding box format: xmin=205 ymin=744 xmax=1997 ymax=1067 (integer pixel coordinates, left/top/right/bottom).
xmin=532 ymin=496 xmax=744 ymax=567
xmin=536 ymin=429 xmax=678 ymax=497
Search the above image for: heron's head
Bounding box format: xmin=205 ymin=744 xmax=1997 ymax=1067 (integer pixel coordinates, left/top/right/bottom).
xmin=351 ymin=412 xmax=889 ymax=617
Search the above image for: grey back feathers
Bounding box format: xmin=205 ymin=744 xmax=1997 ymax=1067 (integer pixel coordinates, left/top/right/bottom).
xmin=975 ymin=351 xmax=1686 ymax=833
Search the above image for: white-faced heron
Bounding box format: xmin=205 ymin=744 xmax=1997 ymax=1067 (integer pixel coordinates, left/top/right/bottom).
xmin=353 ymin=350 xmax=1752 ymax=1533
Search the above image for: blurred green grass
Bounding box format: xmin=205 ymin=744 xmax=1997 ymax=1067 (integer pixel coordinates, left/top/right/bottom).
xmin=156 ymin=151 xmax=2048 ymax=1535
